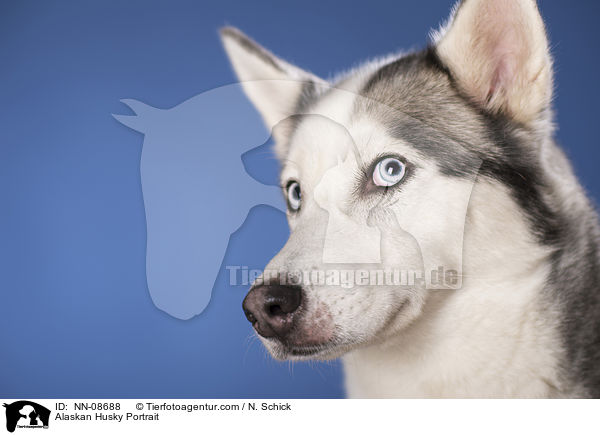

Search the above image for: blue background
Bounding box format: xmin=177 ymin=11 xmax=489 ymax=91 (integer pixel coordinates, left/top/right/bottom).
xmin=0 ymin=0 xmax=598 ymax=398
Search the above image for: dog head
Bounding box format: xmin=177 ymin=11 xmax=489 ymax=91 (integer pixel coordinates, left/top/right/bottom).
xmin=222 ymin=0 xmax=554 ymax=360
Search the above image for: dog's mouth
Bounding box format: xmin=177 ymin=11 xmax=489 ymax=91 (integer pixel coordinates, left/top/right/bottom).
xmin=274 ymin=343 xmax=334 ymax=360
xmin=262 ymin=336 xmax=351 ymax=361
xmin=285 ymin=344 xmax=330 ymax=357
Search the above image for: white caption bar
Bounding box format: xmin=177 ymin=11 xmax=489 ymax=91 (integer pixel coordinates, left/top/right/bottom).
xmin=1 ymin=399 xmax=596 ymax=435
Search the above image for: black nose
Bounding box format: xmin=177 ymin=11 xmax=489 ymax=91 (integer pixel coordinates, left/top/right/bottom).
xmin=242 ymin=285 xmax=302 ymax=338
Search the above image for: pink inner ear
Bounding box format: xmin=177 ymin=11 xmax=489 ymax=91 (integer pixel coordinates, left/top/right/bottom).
xmin=488 ymin=55 xmax=518 ymax=103
xmin=479 ymin=0 xmax=530 ymax=103
xmin=438 ymin=0 xmax=550 ymax=119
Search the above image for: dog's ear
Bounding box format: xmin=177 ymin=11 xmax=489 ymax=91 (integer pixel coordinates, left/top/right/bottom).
xmin=434 ymin=0 xmax=552 ymax=124
xmin=220 ymin=27 xmax=326 ymax=154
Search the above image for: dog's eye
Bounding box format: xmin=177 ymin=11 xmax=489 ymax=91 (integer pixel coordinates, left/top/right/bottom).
xmin=286 ymin=181 xmax=301 ymax=211
xmin=373 ymin=157 xmax=406 ymax=187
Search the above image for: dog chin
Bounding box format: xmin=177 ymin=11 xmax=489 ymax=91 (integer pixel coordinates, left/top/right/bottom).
xmin=262 ymin=337 xmax=354 ymax=361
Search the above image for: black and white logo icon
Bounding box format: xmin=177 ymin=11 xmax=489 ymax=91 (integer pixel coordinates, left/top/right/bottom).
xmin=3 ymin=401 xmax=50 ymax=433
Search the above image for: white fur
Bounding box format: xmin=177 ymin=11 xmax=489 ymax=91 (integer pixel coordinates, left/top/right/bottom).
xmin=344 ymin=181 xmax=566 ymax=398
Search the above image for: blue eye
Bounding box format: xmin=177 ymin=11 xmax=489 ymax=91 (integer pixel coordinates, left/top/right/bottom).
xmin=287 ymin=181 xmax=301 ymax=211
xmin=373 ymin=157 xmax=406 ymax=187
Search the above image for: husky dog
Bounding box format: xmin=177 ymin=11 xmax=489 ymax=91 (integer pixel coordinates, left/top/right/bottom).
xmin=221 ymin=0 xmax=600 ymax=398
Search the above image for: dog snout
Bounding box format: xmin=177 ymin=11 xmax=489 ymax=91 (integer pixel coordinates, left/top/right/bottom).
xmin=242 ymin=284 xmax=302 ymax=339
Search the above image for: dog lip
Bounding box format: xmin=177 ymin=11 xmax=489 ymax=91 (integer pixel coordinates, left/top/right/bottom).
xmin=278 ymin=342 xmax=334 ymax=357
xmin=287 ymin=347 xmax=323 ymax=357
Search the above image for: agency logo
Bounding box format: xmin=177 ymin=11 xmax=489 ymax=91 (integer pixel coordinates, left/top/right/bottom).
xmin=3 ymin=401 xmax=50 ymax=433
xmin=113 ymin=85 xmax=477 ymax=321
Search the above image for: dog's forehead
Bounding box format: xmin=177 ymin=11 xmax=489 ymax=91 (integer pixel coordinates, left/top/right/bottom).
xmin=282 ymin=96 xmax=430 ymax=185
xmin=282 ymin=51 xmax=495 ymax=182
xmin=282 ymin=114 xmax=404 ymax=186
